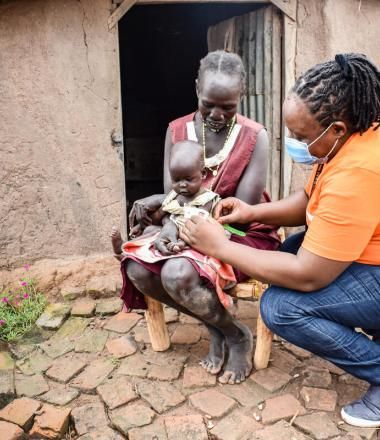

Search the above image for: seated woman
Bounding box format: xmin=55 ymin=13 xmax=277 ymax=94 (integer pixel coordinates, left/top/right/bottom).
xmin=180 ymin=53 xmax=380 ymax=426
xmin=118 ymin=50 xmax=280 ymax=385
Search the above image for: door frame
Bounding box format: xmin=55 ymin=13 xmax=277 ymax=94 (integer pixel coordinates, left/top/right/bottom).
xmin=113 ymin=0 xmax=297 ymax=223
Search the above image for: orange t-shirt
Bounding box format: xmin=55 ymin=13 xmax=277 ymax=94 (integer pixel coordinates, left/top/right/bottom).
xmin=303 ymin=126 xmax=380 ymax=264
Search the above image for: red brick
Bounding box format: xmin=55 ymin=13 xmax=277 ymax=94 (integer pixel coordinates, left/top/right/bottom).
xmin=45 ymin=356 xmax=86 ymax=383
xmin=171 ymin=325 xmax=202 ymax=344
xmin=137 ymin=381 xmax=185 ymax=414
xmin=221 ymin=381 xmax=271 ymax=407
xmin=109 ymin=401 xmax=155 ymax=436
xmin=282 ymin=342 xmax=312 ymax=359
xmin=294 ymin=412 xmax=340 ymax=440
xmin=71 ymin=359 xmax=115 ymax=392
xmin=306 ymin=357 xmax=345 ymax=375
xmin=261 ymin=393 xmax=306 ymax=424
xmin=270 ymin=348 xmax=302 ymax=374
xmin=71 ymin=299 xmax=96 ymax=317
xmin=147 ymin=363 xmax=183 ymax=381
xmin=0 ymin=420 xmax=25 ymax=440
xmin=103 ymin=312 xmax=142 ymax=333
xmin=29 ymin=404 xmax=71 ymax=439
xmin=106 ymin=336 xmax=137 ymax=358
xmin=302 ymin=367 xmax=332 ymax=388
xmin=189 ymin=389 xmax=236 ymax=418
xmin=250 ymin=367 xmax=292 ymax=392
xmin=71 ymin=403 xmax=108 ymax=436
xmin=182 ymin=365 xmax=216 ymax=388
xmin=211 ymin=409 xmax=262 ymax=440
xmin=251 ymin=420 xmax=308 ymax=439
xmin=0 ymin=397 xmax=41 ymax=430
xmin=97 ymin=377 xmax=137 ymax=409
xmin=164 ymin=414 xmax=208 ymax=440
xmin=300 ymin=386 xmax=337 ymax=411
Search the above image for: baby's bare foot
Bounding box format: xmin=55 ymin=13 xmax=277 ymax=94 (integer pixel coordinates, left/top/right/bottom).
xmin=199 ymin=327 xmax=225 ymax=375
xmin=111 ymin=226 xmax=123 ymax=256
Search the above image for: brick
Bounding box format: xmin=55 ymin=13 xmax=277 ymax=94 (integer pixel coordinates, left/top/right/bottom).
xmin=8 ymin=344 xmax=34 ymax=360
xmin=132 ymin=326 xmax=151 ymax=344
xmin=294 ymin=412 xmax=340 ymax=440
xmin=189 ymin=389 xmax=236 ymax=418
xmin=95 ymin=298 xmax=123 ymax=315
xmin=171 ymin=325 xmax=202 ymax=344
xmin=270 ymin=348 xmax=302 ymax=374
xmin=261 ymin=393 xmax=306 ymax=424
xmin=39 ymin=338 xmax=74 ymax=359
xmin=164 ymin=414 xmax=208 ymax=440
xmin=164 ymin=307 xmax=179 ymax=323
xmin=221 ymin=381 xmax=271 ymax=407
xmin=116 ymin=353 xmax=149 ymax=378
xmin=306 ymin=357 xmax=345 ymax=375
xmin=250 ymin=367 xmax=292 ymax=392
xmin=77 ymin=427 xmax=124 ymax=440
xmin=0 ymin=352 xmax=14 ymax=370
xmin=182 ymin=365 xmax=216 ymax=388
xmin=106 ymin=336 xmax=137 ymax=358
xmin=45 ymin=356 xmax=86 ymax=383
xmin=210 ymin=410 xmax=261 ymax=440
xmin=71 ymin=299 xmax=96 ymax=317
xmin=15 ymin=374 xmax=49 ymax=397
xmin=302 ymin=367 xmax=332 ymax=388
xmin=109 ymin=401 xmax=155 ymax=436
xmin=0 ymin=397 xmax=41 ymax=430
xmin=339 ymin=373 xmax=368 ymax=387
xmin=340 ymin=425 xmax=378 ymax=440
xmin=282 ymin=342 xmax=312 ymax=359
xmin=0 ymin=420 xmax=25 ymax=440
xmin=29 ymin=404 xmax=71 ymax=439
xmin=74 ymin=329 xmax=108 ymax=353
xmin=54 ymin=317 xmax=89 ymax=338
xmin=300 ymin=386 xmax=337 ymax=411
xmin=251 ymin=420 xmax=308 ymax=440
xmin=16 ymin=351 xmax=52 ymax=376
xmin=71 ymin=403 xmax=109 ymax=436
xmin=97 ymin=377 xmax=137 ymax=409
xmin=147 ymin=363 xmax=183 ymax=381
xmin=36 ymin=303 xmax=71 ymax=330
xmin=144 ymin=349 xmax=188 ymax=367
xmin=128 ymin=418 xmax=167 ymax=440
xmin=336 ymin=382 xmax=367 ymax=406
xmin=0 ymin=370 xmax=15 ymax=408
xmin=71 ymin=359 xmax=115 ymax=393
xmin=137 ymin=381 xmax=185 ymax=414
xmin=40 ymin=387 xmax=79 ymax=406
xmin=103 ymin=312 xmax=142 ymax=333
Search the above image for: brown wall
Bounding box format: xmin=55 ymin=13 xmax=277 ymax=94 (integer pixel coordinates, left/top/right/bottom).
xmin=0 ymin=0 xmax=124 ymax=268
xmin=289 ymin=0 xmax=380 ymax=193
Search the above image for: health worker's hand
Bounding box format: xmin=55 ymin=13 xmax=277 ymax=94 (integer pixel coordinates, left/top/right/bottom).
xmin=213 ymin=197 xmax=255 ymax=225
xmin=180 ymin=216 xmax=229 ymax=257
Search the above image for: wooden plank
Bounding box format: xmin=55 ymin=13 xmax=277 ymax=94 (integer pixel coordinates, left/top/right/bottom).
xmin=145 ymin=297 xmax=170 ymax=351
xmin=248 ymin=11 xmax=256 ymax=121
xmin=108 ymin=0 xmax=138 ymax=30
xmin=270 ymin=0 xmax=297 ymax=21
xmin=282 ymin=14 xmax=297 ymax=197
xmin=271 ymin=7 xmax=282 ymax=200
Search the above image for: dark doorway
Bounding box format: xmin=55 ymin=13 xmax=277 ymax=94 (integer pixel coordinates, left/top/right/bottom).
xmin=118 ymin=4 xmax=265 ymax=210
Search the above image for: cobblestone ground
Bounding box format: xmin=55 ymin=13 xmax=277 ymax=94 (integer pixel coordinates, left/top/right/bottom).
xmin=0 ymin=298 xmax=379 ymax=440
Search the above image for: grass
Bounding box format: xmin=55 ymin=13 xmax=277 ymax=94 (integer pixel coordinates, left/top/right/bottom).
xmin=0 ymin=269 xmax=47 ymax=342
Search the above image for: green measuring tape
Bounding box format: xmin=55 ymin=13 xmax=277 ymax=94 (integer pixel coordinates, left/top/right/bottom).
xmin=223 ymin=224 xmax=246 ymax=237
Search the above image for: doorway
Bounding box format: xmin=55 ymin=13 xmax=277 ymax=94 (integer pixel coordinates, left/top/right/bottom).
xmin=118 ymin=3 xmax=281 ymax=211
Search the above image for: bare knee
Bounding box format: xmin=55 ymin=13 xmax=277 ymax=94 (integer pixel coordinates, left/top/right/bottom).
xmin=161 ymin=259 xmax=199 ymax=297
xmin=126 ymin=260 xmax=154 ymax=293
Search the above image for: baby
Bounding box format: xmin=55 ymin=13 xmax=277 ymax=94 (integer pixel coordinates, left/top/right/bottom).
xmin=111 ymin=140 xmax=220 ymax=259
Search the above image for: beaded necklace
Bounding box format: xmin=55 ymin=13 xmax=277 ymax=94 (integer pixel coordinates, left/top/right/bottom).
xmin=201 ymin=115 xmax=236 ymax=189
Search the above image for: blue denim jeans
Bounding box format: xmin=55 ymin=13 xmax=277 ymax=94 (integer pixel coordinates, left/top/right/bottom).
xmin=260 ymin=232 xmax=380 ymax=385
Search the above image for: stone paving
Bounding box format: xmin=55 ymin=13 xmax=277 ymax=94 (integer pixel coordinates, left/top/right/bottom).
xmin=0 ymin=297 xmax=379 ymax=439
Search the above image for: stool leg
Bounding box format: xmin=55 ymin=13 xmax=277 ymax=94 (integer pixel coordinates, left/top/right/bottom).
xmin=145 ymin=296 xmax=170 ymax=351
xmin=254 ymin=307 xmax=273 ymax=370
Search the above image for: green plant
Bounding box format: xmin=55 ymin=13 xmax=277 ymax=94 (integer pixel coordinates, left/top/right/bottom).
xmin=0 ymin=265 xmax=47 ymax=342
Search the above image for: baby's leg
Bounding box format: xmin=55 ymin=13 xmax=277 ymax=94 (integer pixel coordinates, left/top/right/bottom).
xmin=111 ymin=226 xmax=124 ymax=260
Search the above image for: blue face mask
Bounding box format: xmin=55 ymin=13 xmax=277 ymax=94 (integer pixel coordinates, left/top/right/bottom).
xmin=285 ymin=123 xmax=339 ymax=165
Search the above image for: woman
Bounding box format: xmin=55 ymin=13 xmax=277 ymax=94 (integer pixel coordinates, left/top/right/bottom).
xmin=180 ymin=53 xmax=380 ymax=427
xmin=124 ymin=50 xmax=280 ymax=385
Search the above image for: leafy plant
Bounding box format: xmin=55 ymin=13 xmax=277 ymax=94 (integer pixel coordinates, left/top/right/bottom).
xmin=0 ymin=265 xmax=47 ymax=342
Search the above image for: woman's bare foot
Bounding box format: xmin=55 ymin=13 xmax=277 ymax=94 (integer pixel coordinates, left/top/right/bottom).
xmin=218 ymin=323 xmax=253 ymax=384
xmin=111 ymin=227 xmax=123 ymax=259
xmin=199 ymin=326 xmax=226 ymax=375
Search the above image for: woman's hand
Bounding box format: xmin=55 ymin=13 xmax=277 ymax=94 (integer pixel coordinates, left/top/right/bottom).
xmin=129 ymin=194 xmax=166 ymax=229
xmin=180 ymin=216 xmax=229 ymax=258
xmin=213 ymin=197 xmax=255 ymax=225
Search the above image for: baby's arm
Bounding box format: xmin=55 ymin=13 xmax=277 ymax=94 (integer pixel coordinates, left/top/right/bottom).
xmin=153 ymin=217 xmax=183 ymax=255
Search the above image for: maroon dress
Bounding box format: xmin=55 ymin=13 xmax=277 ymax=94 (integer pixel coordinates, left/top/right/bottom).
xmin=120 ymin=112 xmax=281 ymax=310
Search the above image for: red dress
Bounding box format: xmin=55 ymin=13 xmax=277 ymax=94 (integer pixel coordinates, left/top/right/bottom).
xmin=119 ymin=113 xmax=281 ymax=310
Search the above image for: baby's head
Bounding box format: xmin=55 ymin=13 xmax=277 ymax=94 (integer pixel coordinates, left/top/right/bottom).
xmin=169 ymin=141 xmax=205 ymax=197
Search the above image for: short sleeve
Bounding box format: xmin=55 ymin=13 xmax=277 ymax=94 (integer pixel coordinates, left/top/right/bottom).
xmin=303 ymin=167 xmax=380 ymax=261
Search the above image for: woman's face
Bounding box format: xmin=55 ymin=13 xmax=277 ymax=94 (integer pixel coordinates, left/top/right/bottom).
xmin=283 ymin=94 xmax=345 ymax=159
xmin=197 ymin=72 xmax=241 ymax=132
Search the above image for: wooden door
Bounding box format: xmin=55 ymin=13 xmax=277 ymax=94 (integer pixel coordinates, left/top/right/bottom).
xmin=208 ymin=5 xmax=282 ymax=200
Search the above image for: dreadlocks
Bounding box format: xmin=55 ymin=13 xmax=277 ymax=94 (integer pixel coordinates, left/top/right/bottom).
xmin=198 ymin=50 xmax=246 ymax=94
xmin=292 ymin=53 xmax=380 ymax=133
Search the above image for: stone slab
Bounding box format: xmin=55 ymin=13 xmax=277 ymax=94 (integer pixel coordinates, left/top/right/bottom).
xmin=77 ymin=427 xmax=124 ymax=440
xmin=182 ymin=365 xmax=217 ymax=388
xmin=250 ymin=367 xmax=292 ymax=392
xmin=0 ymin=370 xmax=15 ymax=409
xmin=16 ymin=351 xmax=52 ymax=376
xmin=0 ymin=352 xmax=14 ymax=370
xmin=189 ymin=389 xmax=236 ymax=418
xmin=300 ymin=386 xmax=337 ymax=411
xmin=36 ymin=303 xmax=71 ymax=330
xmin=171 ymin=325 xmax=202 ymax=345
xmin=137 ymin=381 xmax=186 ymax=414
xmin=147 ymin=363 xmax=183 ymax=381
xmin=164 ymin=414 xmax=208 ymax=440
xmin=15 ymin=374 xmax=49 ymax=398
xmin=251 ymin=420 xmax=308 ymax=440
xmin=221 ymin=381 xmax=271 ymax=407
xmin=211 ymin=410 xmax=262 ymax=440
xmin=97 ymin=377 xmax=137 ymax=410
xmin=40 ymin=387 xmax=79 ymax=406
xmin=302 ymin=366 xmax=332 ymax=388
xmin=115 ymin=354 xmax=149 ymax=378
xmin=74 ymin=329 xmax=109 ymax=353
xmin=71 ymin=359 xmax=115 ymax=393
xmin=109 ymin=401 xmax=155 ymax=436
xmin=294 ymin=412 xmax=340 ymax=440
xmin=45 ymin=356 xmax=87 ymax=383
xmin=128 ymin=418 xmax=167 ymax=440
xmin=106 ymin=336 xmax=137 ymax=358
xmin=95 ymin=298 xmax=123 ymax=315
xmin=71 ymin=403 xmax=109 ymax=436
xmin=71 ymin=299 xmax=96 ymax=317
xmin=103 ymin=312 xmax=142 ymax=333
xmin=261 ymin=393 xmax=306 ymax=424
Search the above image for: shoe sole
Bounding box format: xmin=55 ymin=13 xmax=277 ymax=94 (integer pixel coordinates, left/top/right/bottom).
xmin=341 ymin=408 xmax=380 ymax=428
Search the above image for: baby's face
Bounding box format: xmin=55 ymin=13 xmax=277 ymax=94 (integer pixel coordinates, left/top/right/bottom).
xmin=170 ymin=162 xmax=203 ymax=197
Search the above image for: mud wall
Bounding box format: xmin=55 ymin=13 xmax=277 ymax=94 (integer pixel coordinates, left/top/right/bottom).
xmin=0 ymin=0 xmax=123 ymax=269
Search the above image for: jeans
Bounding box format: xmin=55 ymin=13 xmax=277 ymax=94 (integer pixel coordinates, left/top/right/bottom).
xmin=260 ymin=231 xmax=380 ymax=385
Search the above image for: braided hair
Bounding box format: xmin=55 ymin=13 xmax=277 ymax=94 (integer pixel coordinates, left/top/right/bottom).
xmin=198 ymin=50 xmax=246 ymax=94
xmin=292 ymin=53 xmax=380 ymax=133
